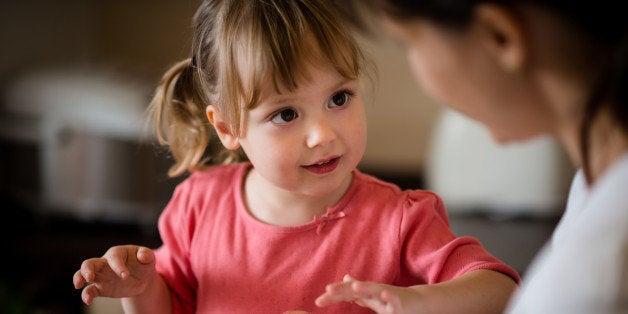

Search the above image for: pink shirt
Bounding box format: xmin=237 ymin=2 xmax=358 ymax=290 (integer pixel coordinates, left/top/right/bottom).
xmin=155 ymin=163 xmax=519 ymax=313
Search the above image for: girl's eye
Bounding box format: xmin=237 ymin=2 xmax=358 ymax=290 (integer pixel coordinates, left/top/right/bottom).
xmin=270 ymin=108 xmax=298 ymax=124
xmin=328 ymin=90 xmax=353 ymax=108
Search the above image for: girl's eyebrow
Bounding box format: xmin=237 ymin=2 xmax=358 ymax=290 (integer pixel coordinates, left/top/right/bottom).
xmin=254 ymin=95 xmax=293 ymax=115
xmin=261 ymin=77 xmax=355 ymax=106
xmin=328 ymin=77 xmax=356 ymax=92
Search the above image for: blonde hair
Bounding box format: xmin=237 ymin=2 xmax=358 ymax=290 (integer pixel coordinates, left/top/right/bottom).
xmin=148 ymin=0 xmax=368 ymax=177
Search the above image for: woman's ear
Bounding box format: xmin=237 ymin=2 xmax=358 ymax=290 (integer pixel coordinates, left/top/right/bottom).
xmin=474 ymin=4 xmax=527 ymax=72
xmin=206 ymin=105 xmax=240 ymax=150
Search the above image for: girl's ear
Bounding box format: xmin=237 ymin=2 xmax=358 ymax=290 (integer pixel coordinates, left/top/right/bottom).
xmin=206 ymin=105 xmax=240 ymax=150
xmin=474 ymin=4 xmax=527 ymax=72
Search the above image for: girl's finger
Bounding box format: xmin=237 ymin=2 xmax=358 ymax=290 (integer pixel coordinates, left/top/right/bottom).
xmin=351 ymin=280 xmax=384 ymax=298
xmin=136 ymin=246 xmax=155 ymax=264
xmin=79 ymin=259 xmax=98 ymax=283
xmin=73 ymin=269 xmax=87 ymax=289
xmin=81 ymin=284 xmax=99 ymax=305
xmin=315 ymin=281 xmax=355 ymax=306
xmin=105 ymin=249 xmax=132 ymax=279
xmin=354 ymin=297 xmax=389 ymax=314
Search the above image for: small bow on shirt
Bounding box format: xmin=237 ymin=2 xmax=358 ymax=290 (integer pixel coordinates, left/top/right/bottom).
xmin=315 ymin=210 xmax=346 ymax=234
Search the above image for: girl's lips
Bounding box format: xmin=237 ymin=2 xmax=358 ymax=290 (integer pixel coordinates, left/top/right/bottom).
xmin=302 ymin=156 xmax=341 ymax=174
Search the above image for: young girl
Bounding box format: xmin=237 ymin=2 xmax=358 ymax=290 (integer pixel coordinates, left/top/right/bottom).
xmin=324 ymin=0 xmax=628 ymax=313
xmin=72 ymin=0 xmax=519 ymax=313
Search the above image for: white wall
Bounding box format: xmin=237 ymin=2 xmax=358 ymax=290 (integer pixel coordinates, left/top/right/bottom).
xmin=357 ymin=33 xmax=441 ymax=174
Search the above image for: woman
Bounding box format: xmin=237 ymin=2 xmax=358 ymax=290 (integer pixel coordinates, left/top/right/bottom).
xmin=318 ymin=1 xmax=627 ymax=313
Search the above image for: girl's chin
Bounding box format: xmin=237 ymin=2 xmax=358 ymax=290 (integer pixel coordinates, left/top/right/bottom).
xmin=296 ymin=173 xmax=353 ymax=197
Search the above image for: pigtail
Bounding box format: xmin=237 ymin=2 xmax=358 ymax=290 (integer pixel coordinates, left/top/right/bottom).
xmin=148 ymin=58 xmax=213 ymax=177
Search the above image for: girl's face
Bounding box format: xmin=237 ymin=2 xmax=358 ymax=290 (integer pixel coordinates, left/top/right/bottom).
xmin=238 ymin=63 xmax=367 ymax=198
xmin=383 ymin=17 xmax=552 ymax=143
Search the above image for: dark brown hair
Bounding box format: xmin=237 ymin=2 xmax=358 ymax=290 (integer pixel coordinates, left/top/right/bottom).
xmin=352 ymin=0 xmax=628 ymax=182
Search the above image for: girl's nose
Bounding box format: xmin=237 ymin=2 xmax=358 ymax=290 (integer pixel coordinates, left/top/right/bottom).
xmin=305 ymin=119 xmax=336 ymax=148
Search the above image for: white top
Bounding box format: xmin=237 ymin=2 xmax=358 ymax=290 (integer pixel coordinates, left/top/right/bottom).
xmin=507 ymin=153 xmax=628 ymax=313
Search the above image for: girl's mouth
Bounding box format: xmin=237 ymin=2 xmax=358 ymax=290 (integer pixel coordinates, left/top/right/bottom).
xmin=302 ymin=156 xmax=341 ymax=174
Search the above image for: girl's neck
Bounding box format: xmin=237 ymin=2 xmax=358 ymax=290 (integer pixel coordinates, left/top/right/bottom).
xmin=242 ymin=168 xmax=353 ymax=226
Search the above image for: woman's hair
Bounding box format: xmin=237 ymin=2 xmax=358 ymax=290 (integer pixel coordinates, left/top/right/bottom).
xmin=366 ymin=0 xmax=628 ymax=182
xmin=148 ymin=0 xmax=366 ymax=177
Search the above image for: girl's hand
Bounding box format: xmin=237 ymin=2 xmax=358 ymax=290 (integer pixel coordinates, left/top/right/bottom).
xmin=72 ymin=245 xmax=157 ymax=305
xmin=315 ymin=275 xmax=420 ymax=314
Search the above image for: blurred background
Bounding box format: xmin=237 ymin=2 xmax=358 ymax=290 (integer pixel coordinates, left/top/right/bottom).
xmin=0 ymin=0 xmax=573 ymax=313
